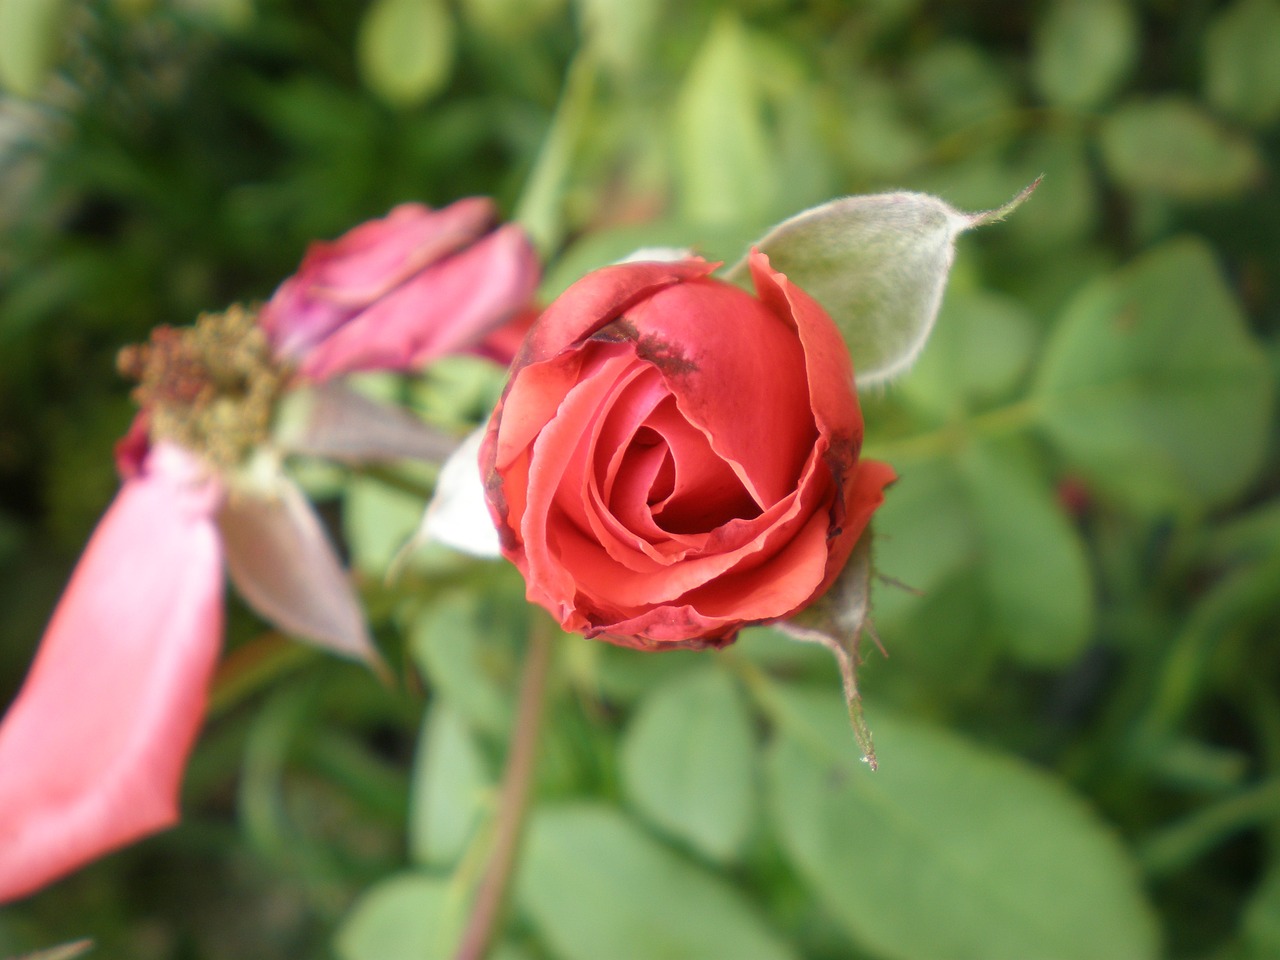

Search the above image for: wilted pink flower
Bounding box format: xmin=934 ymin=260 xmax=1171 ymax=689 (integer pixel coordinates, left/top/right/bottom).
xmin=0 ymin=199 xmax=539 ymax=903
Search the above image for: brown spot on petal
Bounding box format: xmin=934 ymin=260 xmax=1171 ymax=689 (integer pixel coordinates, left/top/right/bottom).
xmin=586 ymin=317 xmax=699 ymax=378
xmin=588 ymin=317 xmax=640 ymax=344
xmin=636 ymin=333 xmax=698 ymax=378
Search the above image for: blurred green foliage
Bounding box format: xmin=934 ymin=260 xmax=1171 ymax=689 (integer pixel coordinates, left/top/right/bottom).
xmin=1 ymin=0 xmax=1278 ymax=958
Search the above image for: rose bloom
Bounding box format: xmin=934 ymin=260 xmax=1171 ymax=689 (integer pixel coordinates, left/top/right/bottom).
xmin=481 ymin=251 xmax=895 ymax=648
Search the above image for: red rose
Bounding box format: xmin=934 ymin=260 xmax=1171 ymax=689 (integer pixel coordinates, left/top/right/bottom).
xmin=481 ymin=250 xmax=895 ymax=649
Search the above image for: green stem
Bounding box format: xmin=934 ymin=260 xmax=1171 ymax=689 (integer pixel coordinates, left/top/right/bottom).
xmin=863 ymin=397 xmax=1040 ymax=463
xmin=1138 ymin=777 xmax=1280 ymax=878
xmin=453 ymin=615 xmax=554 ymax=960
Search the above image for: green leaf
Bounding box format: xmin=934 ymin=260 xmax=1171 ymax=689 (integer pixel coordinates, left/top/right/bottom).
xmin=1204 ymin=0 xmax=1280 ymax=127
xmin=957 ymin=443 xmax=1093 ymax=665
xmin=357 ymin=0 xmax=455 ymax=107
xmin=410 ymin=590 xmax=517 ymax=736
xmin=334 ymin=873 xmax=464 ymax=960
xmin=344 ymin=475 xmax=427 ymax=576
xmin=517 ymin=805 xmax=798 ymax=960
xmin=410 ymin=701 xmax=491 ymax=867
xmin=1240 ymin=863 xmax=1280 ymax=957
xmin=1099 ymin=98 xmax=1262 ymax=200
xmin=574 ymin=0 xmax=659 ymax=74
xmin=673 ymin=14 xmax=777 ymax=227
xmin=1032 ymin=0 xmax=1136 ymax=109
xmin=901 ymin=288 xmax=1038 ymax=417
xmin=727 ymin=185 xmax=1036 ymax=386
xmin=619 ymin=666 xmax=756 ymax=861
xmin=867 ymin=446 xmax=1092 ymax=668
xmin=766 ymin=689 xmax=1160 ymax=960
xmin=514 ymin=53 xmax=598 ymax=254
xmin=0 ymin=0 xmax=67 ymax=97
xmin=1035 ymin=238 xmax=1274 ymax=508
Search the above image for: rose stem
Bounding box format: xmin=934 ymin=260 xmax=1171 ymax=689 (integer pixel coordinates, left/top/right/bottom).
xmin=453 ymin=614 xmax=554 ymax=960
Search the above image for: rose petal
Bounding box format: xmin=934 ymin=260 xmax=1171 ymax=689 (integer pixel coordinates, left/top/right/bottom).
xmin=263 ymin=199 xmax=498 ymax=358
xmin=520 ymin=259 xmax=716 ymax=364
xmin=0 ymin=443 xmax=224 ymax=902
xmin=299 ymin=225 xmax=541 ymax=381
xmin=275 ymin=382 xmax=457 ymax=464
xmin=219 ymin=475 xmax=382 ymax=668
xmin=623 ymin=276 xmax=814 ymax=507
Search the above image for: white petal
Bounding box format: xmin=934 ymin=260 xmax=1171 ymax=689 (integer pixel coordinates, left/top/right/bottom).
xmin=415 ymin=427 xmax=502 ymax=558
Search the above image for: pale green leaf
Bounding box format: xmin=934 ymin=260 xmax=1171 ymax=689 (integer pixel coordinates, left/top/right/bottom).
xmin=462 ymin=0 xmax=565 ymax=41
xmin=673 ymin=14 xmax=777 ymax=227
xmin=1204 ymin=0 xmax=1280 ymax=127
xmin=334 ymin=873 xmax=464 ymax=960
xmin=574 ymin=0 xmax=660 ymax=74
xmin=869 ymin=448 xmax=1092 ymax=668
xmin=958 ymin=443 xmax=1093 ymax=665
xmin=1099 ymin=98 xmax=1261 ymax=200
xmin=0 ymin=0 xmax=67 ymax=97
xmin=409 ymin=701 xmax=490 ymax=867
xmin=901 ymin=288 xmax=1038 ymax=417
xmin=357 ymin=0 xmax=455 ymax=107
xmin=1032 ymin=0 xmax=1137 ymax=109
xmin=1035 ymin=238 xmax=1274 ymax=508
xmin=619 ymin=666 xmax=756 ymax=861
xmin=410 ymin=591 xmax=516 ymax=736
xmin=517 ymin=805 xmax=797 ymax=960
xmin=343 ymin=474 xmax=428 ymax=576
xmin=726 ymin=186 xmax=1035 ymax=386
xmin=766 ymin=688 xmax=1161 ymax=960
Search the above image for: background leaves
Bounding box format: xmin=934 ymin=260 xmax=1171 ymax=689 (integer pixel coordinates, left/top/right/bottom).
xmin=1 ymin=1 xmax=1277 ymax=959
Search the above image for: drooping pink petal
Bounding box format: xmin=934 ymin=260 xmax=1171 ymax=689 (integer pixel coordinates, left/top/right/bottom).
xmin=298 ymin=224 xmax=541 ymax=381
xmin=276 ymin=382 xmax=457 ymax=465
xmin=218 ymin=474 xmax=384 ymax=671
xmin=0 ymin=443 xmax=224 ymax=903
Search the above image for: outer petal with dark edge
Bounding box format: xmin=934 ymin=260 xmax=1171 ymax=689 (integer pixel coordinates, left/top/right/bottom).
xmin=0 ymin=443 xmax=224 ymax=903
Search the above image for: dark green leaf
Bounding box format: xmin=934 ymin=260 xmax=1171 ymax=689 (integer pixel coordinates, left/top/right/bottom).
xmin=1032 ymin=0 xmax=1136 ymax=109
xmin=1203 ymin=0 xmax=1280 ymax=127
xmin=1035 ymin=238 xmax=1274 ymax=508
xmin=1099 ymin=99 xmax=1261 ymax=200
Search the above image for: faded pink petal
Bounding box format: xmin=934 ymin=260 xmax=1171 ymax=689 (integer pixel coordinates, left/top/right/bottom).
xmin=219 ymin=475 xmax=383 ymax=670
xmin=298 ymin=224 xmax=541 ymax=381
xmin=262 ymin=199 xmax=499 ymax=359
xmin=278 ymin=382 xmax=457 ymax=464
xmin=0 ymin=443 xmax=224 ymax=903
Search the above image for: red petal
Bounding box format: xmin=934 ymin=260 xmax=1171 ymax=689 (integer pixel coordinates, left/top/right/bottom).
xmin=0 ymin=444 xmax=224 ymax=902
xmin=519 ymin=259 xmax=715 ymax=365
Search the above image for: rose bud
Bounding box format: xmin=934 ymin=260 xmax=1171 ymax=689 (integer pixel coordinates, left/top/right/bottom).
xmin=481 ymin=251 xmax=895 ymax=649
